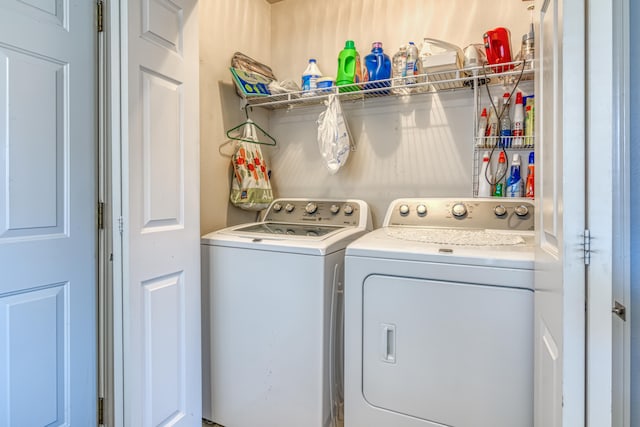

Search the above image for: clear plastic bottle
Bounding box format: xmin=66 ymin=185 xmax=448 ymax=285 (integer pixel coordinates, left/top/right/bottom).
xmin=405 ymin=42 xmax=420 ymax=85
xmin=521 ymin=22 xmax=535 ymax=68
xmin=392 ymin=45 xmax=408 ymax=94
xmin=500 ymin=92 xmax=511 ymax=147
xmin=302 ymin=58 xmax=323 ymax=96
xmin=493 ymin=151 xmax=508 ymax=197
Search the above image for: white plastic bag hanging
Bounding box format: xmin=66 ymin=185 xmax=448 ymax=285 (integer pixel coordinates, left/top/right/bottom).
xmin=317 ymin=94 xmax=351 ymax=174
xmin=229 ymin=123 xmax=273 ymax=211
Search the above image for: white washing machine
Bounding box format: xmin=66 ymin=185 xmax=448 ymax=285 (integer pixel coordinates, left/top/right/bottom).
xmin=201 ymin=198 xmax=371 ymax=427
xmin=344 ymin=198 xmax=535 ymax=427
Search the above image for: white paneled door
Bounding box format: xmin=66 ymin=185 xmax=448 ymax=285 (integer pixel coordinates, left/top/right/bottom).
xmin=123 ymin=0 xmax=201 ymax=426
xmin=534 ymin=0 xmax=586 ymax=425
xmin=0 ymin=0 xmax=97 ymax=426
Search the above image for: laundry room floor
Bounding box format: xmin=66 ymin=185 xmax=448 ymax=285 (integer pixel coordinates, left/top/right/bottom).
xmin=203 ymin=419 xmax=344 ymax=426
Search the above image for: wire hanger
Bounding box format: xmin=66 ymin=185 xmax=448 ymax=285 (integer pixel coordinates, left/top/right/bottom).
xmin=225 ymin=104 xmax=276 ymax=146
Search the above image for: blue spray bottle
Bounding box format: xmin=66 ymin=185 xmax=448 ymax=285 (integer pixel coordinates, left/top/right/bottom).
xmin=506 ymin=153 xmax=523 ymax=197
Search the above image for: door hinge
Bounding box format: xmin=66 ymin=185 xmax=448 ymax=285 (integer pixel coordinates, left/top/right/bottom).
xmin=118 ymin=216 xmax=124 ymax=234
xmin=97 ymin=1 xmax=104 ymax=33
xmin=98 ymin=397 xmax=104 ymax=425
xmin=582 ymin=229 xmax=591 ymax=265
xmin=613 ymin=301 xmax=627 ymax=321
xmin=98 ymin=201 xmax=105 ymax=230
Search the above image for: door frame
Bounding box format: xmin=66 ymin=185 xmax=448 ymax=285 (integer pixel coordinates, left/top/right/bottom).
xmin=586 ymin=0 xmax=631 ymax=425
xmin=103 ymin=1 xmax=204 ymax=425
xmin=100 ymin=0 xmax=125 ymax=425
xmin=96 ymin=0 xmax=631 ymax=425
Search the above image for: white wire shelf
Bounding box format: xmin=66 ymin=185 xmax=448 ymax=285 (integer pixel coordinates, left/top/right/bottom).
xmin=475 ymin=135 xmax=535 ymax=150
xmin=243 ymin=60 xmax=534 ymax=110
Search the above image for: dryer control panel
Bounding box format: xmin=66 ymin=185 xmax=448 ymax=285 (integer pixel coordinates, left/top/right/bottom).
xmin=263 ymin=198 xmax=368 ymax=227
xmin=385 ymin=198 xmax=534 ymax=231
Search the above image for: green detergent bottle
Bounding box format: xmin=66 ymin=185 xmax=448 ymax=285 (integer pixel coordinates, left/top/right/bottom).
xmin=336 ymin=40 xmax=361 ymax=93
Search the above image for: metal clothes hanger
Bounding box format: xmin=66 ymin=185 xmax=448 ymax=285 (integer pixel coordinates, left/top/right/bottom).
xmin=224 ymin=105 xmax=276 ymax=146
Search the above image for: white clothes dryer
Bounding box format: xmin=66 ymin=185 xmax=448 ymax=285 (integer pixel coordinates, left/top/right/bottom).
xmin=344 ymin=198 xmax=535 ymax=427
xmin=201 ymin=198 xmax=371 ymax=427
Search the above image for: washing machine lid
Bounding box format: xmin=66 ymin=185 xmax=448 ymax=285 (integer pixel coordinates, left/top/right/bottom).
xmin=346 ymin=227 xmax=535 ymax=269
xmin=231 ymin=221 xmax=345 ymax=238
xmin=202 ymin=198 xmax=373 ymax=255
xmin=202 ymin=224 xmax=370 ymax=255
xmin=346 ymin=197 xmax=535 ymax=269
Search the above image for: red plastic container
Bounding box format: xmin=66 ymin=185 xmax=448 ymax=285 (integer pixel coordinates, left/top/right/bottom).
xmin=483 ymin=27 xmax=513 ymax=72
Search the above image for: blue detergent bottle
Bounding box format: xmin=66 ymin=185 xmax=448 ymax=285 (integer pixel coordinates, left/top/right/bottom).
xmin=506 ymin=153 xmax=523 ymax=197
xmin=364 ymin=42 xmax=391 ymax=94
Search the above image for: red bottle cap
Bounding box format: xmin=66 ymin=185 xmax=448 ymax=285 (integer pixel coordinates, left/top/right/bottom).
xmin=516 ymin=92 xmax=523 ymax=104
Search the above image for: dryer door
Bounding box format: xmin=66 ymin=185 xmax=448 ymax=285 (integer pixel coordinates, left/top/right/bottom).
xmin=362 ymin=274 xmax=533 ymax=427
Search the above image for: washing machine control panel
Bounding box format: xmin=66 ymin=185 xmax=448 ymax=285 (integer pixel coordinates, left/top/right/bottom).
xmin=263 ymin=199 xmax=366 ymax=227
xmin=386 ymin=198 xmax=534 ymax=231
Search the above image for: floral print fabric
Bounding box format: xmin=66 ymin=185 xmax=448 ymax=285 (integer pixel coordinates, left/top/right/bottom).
xmin=229 ymin=141 xmax=273 ymax=210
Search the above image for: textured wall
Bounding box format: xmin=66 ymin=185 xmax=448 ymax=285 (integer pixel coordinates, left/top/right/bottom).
xmin=267 ymin=0 xmax=532 ymax=225
xmin=199 ymin=0 xmax=272 ymax=234
xmin=267 ymin=92 xmax=477 ymax=226
xmin=270 ymin=0 xmax=532 ymax=83
xmin=200 ymin=0 xmax=532 ymax=230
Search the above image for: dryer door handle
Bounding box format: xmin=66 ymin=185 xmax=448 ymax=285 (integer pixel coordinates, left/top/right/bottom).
xmin=380 ymin=323 xmax=396 ymax=364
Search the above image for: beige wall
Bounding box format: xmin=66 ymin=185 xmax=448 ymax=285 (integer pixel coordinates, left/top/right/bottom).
xmin=199 ymin=0 xmax=272 ymax=234
xmin=270 ymin=0 xmax=532 ymax=83
xmin=267 ymin=0 xmax=532 ymax=226
xmin=200 ymin=0 xmax=532 ymax=230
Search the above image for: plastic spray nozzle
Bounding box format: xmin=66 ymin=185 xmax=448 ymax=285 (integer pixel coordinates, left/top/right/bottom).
xmin=512 ymin=153 xmax=521 ymax=165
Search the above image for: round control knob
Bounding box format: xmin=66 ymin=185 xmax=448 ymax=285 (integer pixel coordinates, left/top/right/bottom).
xmin=305 ymin=202 xmax=318 ymax=214
xmin=451 ymin=202 xmax=468 ymax=218
xmin=286 ymin=229 xmax=295 ymax=235
xmin=306 ymin=230 xmax=318 ymax=237
xmin=330 ymin=204 xmax=340 ymax=214
xmin=343 ymin=204 xmax=354 ymax=215
xmin=272 ymin=203 xmax=282 ymax=212
xmin=514 ymin=205 xmax=529 ymax=217
xmin=494 ymin=205 xmax=507 ymax=217
xmin=416 ymin=204 xmax=427 ymax=216
xmin=399 ymin=204 xmax=410 ymax=216
xmin=285 ymin=203 xmax=295 ymax=213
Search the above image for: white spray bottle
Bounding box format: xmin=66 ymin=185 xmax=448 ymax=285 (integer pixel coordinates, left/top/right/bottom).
xmin=478 ymin=151 xmax=492 ymax=197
